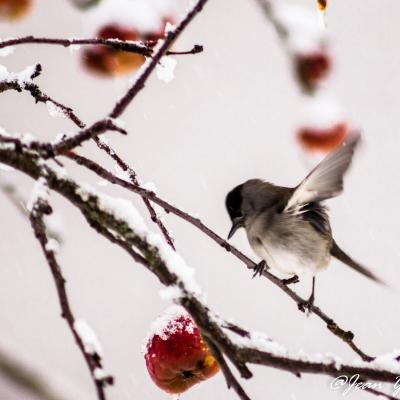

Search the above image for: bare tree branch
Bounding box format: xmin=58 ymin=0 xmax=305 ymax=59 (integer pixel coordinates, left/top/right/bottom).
xmin=203 ymin=337 xmax=252 ymax=400
xmin=109 ymin=0 xmax=209 ymax=119
xmin=0 ymin=64 xmax=85 ymax=129
xmin=29 ymin=194 xmax=113 ymax=400
xmin=93 ymin=138 xmax=175 ymax=249
xmin=0 ymin=36 xmax=152 ymax=56
xmin=0 ymin=36 xmax=203 ymax=57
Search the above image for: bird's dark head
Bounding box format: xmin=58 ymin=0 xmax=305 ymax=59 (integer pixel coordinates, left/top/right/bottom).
xmin=225 ymin=184 xmax=245 ymax=239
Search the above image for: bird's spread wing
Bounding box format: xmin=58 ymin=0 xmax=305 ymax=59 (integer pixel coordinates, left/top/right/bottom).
xmin=284 ymin=133 xmax=360 ymax=215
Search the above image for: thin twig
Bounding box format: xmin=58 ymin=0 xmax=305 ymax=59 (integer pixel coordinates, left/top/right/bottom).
xmin=0 ymin=36 xmax=152 ymax=56
xmin=204 ymin=337 xmax=252 ymax=400
xmin=109 ymin=0 xmax=209 ymax=119
xmin=167 ymin=44 xmax=204 ymax=55
xmin=0 ymin=36 xmax=203 ymax=58
xmin=93 ymin=138 xmax=175 ymax=249
xmin=0 ymin=64 xmax=85 ymax=129
xmin=29 ymin=196 xmax=112 ymax=400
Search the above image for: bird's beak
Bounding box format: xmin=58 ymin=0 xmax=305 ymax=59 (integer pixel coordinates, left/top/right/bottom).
xmin=227 ymin=217 xmax=245 ymax=239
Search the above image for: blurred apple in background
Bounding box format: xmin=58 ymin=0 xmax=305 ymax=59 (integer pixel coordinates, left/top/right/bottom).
xmin=81 ymin=0 xmax=176 ymax=77
xmin=82 ymin=24 xmax=147 ymax=76
xmin=82 ymin=19 xmax=172 ymax=76
xmin=144 ymin=308 xmax=220 ymax=394
xmin=294 ymin=50 xmax=331 ymax=92
xmin=0 ymin=0 xmax=31 ymax=21
xmin=297 ymin=122 xmax=348 ymax=153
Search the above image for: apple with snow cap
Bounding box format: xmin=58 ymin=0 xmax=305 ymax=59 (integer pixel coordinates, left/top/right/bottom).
xmin=144 ymin=307 xmax=220 ymax=394
xmin=82 ymin=0 xmax=175 ymax=77
xmin=297 ymin=122 xmax=348 ymax=153
xmin=296 ymin=96 xmax=348 ymax=153
xmin=0 ymin=0 xmax=31 ymax=21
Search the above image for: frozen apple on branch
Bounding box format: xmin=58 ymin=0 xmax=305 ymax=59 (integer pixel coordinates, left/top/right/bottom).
xmin=81 ymin=0 xmax=175 ymax=76
xmin=144 ymin=307 xmax=220 ymax=395
xmin=296 ymin=95 xmax=348 ymax=153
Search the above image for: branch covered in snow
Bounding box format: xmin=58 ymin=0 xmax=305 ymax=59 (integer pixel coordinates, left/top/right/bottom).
xmin=29 ymin=191 xmax=113 ymax=400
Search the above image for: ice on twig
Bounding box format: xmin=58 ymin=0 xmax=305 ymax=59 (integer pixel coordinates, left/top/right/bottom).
xmin=74 ymin=319 xmax=103 ymax=356
xmin=156 ymin=56 xmax=177 ymax=83
xmin=27 ymin=177 xmax=49 ymax=212
xmin=0 ymin=64 xmax=38 ymax=85
xmin=46 ymin=101 xmax=67 ymax=119
xmin=142 ymin=181 xmax=157 ymax=193
xmin=159 ymin=285 xmax=182 ymax=301
xmin=94 ymin=368 xmax=107 ymax=380
xmin=45 ymin=238 xmax=60 ymax=254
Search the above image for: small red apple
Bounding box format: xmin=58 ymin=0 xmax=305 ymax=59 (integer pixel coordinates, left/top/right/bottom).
xmin=0 ymin=0 xmax=31 ymax=21
xmin=82 ymin=18 xmax=171 ymax=77
xmin=82 ymin=24 xmax=145 ymax=76
xmin=295 ymin=51 xmax=331 ymax=92
xmin=144 ymin=310 xmax=220 ymax=394
xmin=297 ymin=122 xmax=348 ymax=153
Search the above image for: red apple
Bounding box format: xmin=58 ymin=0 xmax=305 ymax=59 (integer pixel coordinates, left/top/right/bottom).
xmin=297 ymin=122 xmax=348 ymax=153
xmin=82 ymin=19 xmax=171 ymax=77
xmin=144 ymin=311 xmax=220 ymax=394
xmin=0 ymin=0 xmax=31 ymax=21
xmin=82 ymin=24 xmax=145 ymax=76
xmin=295 ymin=51 xmax=331 ymax=92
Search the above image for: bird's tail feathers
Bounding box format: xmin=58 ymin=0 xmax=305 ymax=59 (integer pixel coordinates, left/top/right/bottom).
xmin=331 ymin=240 xmax=386 ymax=286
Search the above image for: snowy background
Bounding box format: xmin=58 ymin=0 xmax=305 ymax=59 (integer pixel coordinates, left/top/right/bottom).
xmin=1 ymin=0 xmax=400 ymax=399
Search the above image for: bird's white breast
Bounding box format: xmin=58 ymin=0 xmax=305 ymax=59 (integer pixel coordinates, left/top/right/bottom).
xmin=251 ymin=240 xmax=323 ymax=277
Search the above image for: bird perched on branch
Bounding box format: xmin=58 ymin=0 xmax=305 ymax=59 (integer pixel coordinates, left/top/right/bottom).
xmin=225 ymin=134 xmax=383 ymax=312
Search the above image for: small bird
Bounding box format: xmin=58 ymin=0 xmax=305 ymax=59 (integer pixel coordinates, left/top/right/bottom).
xmin=225 ymin=134 xmax=383 ymax=311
